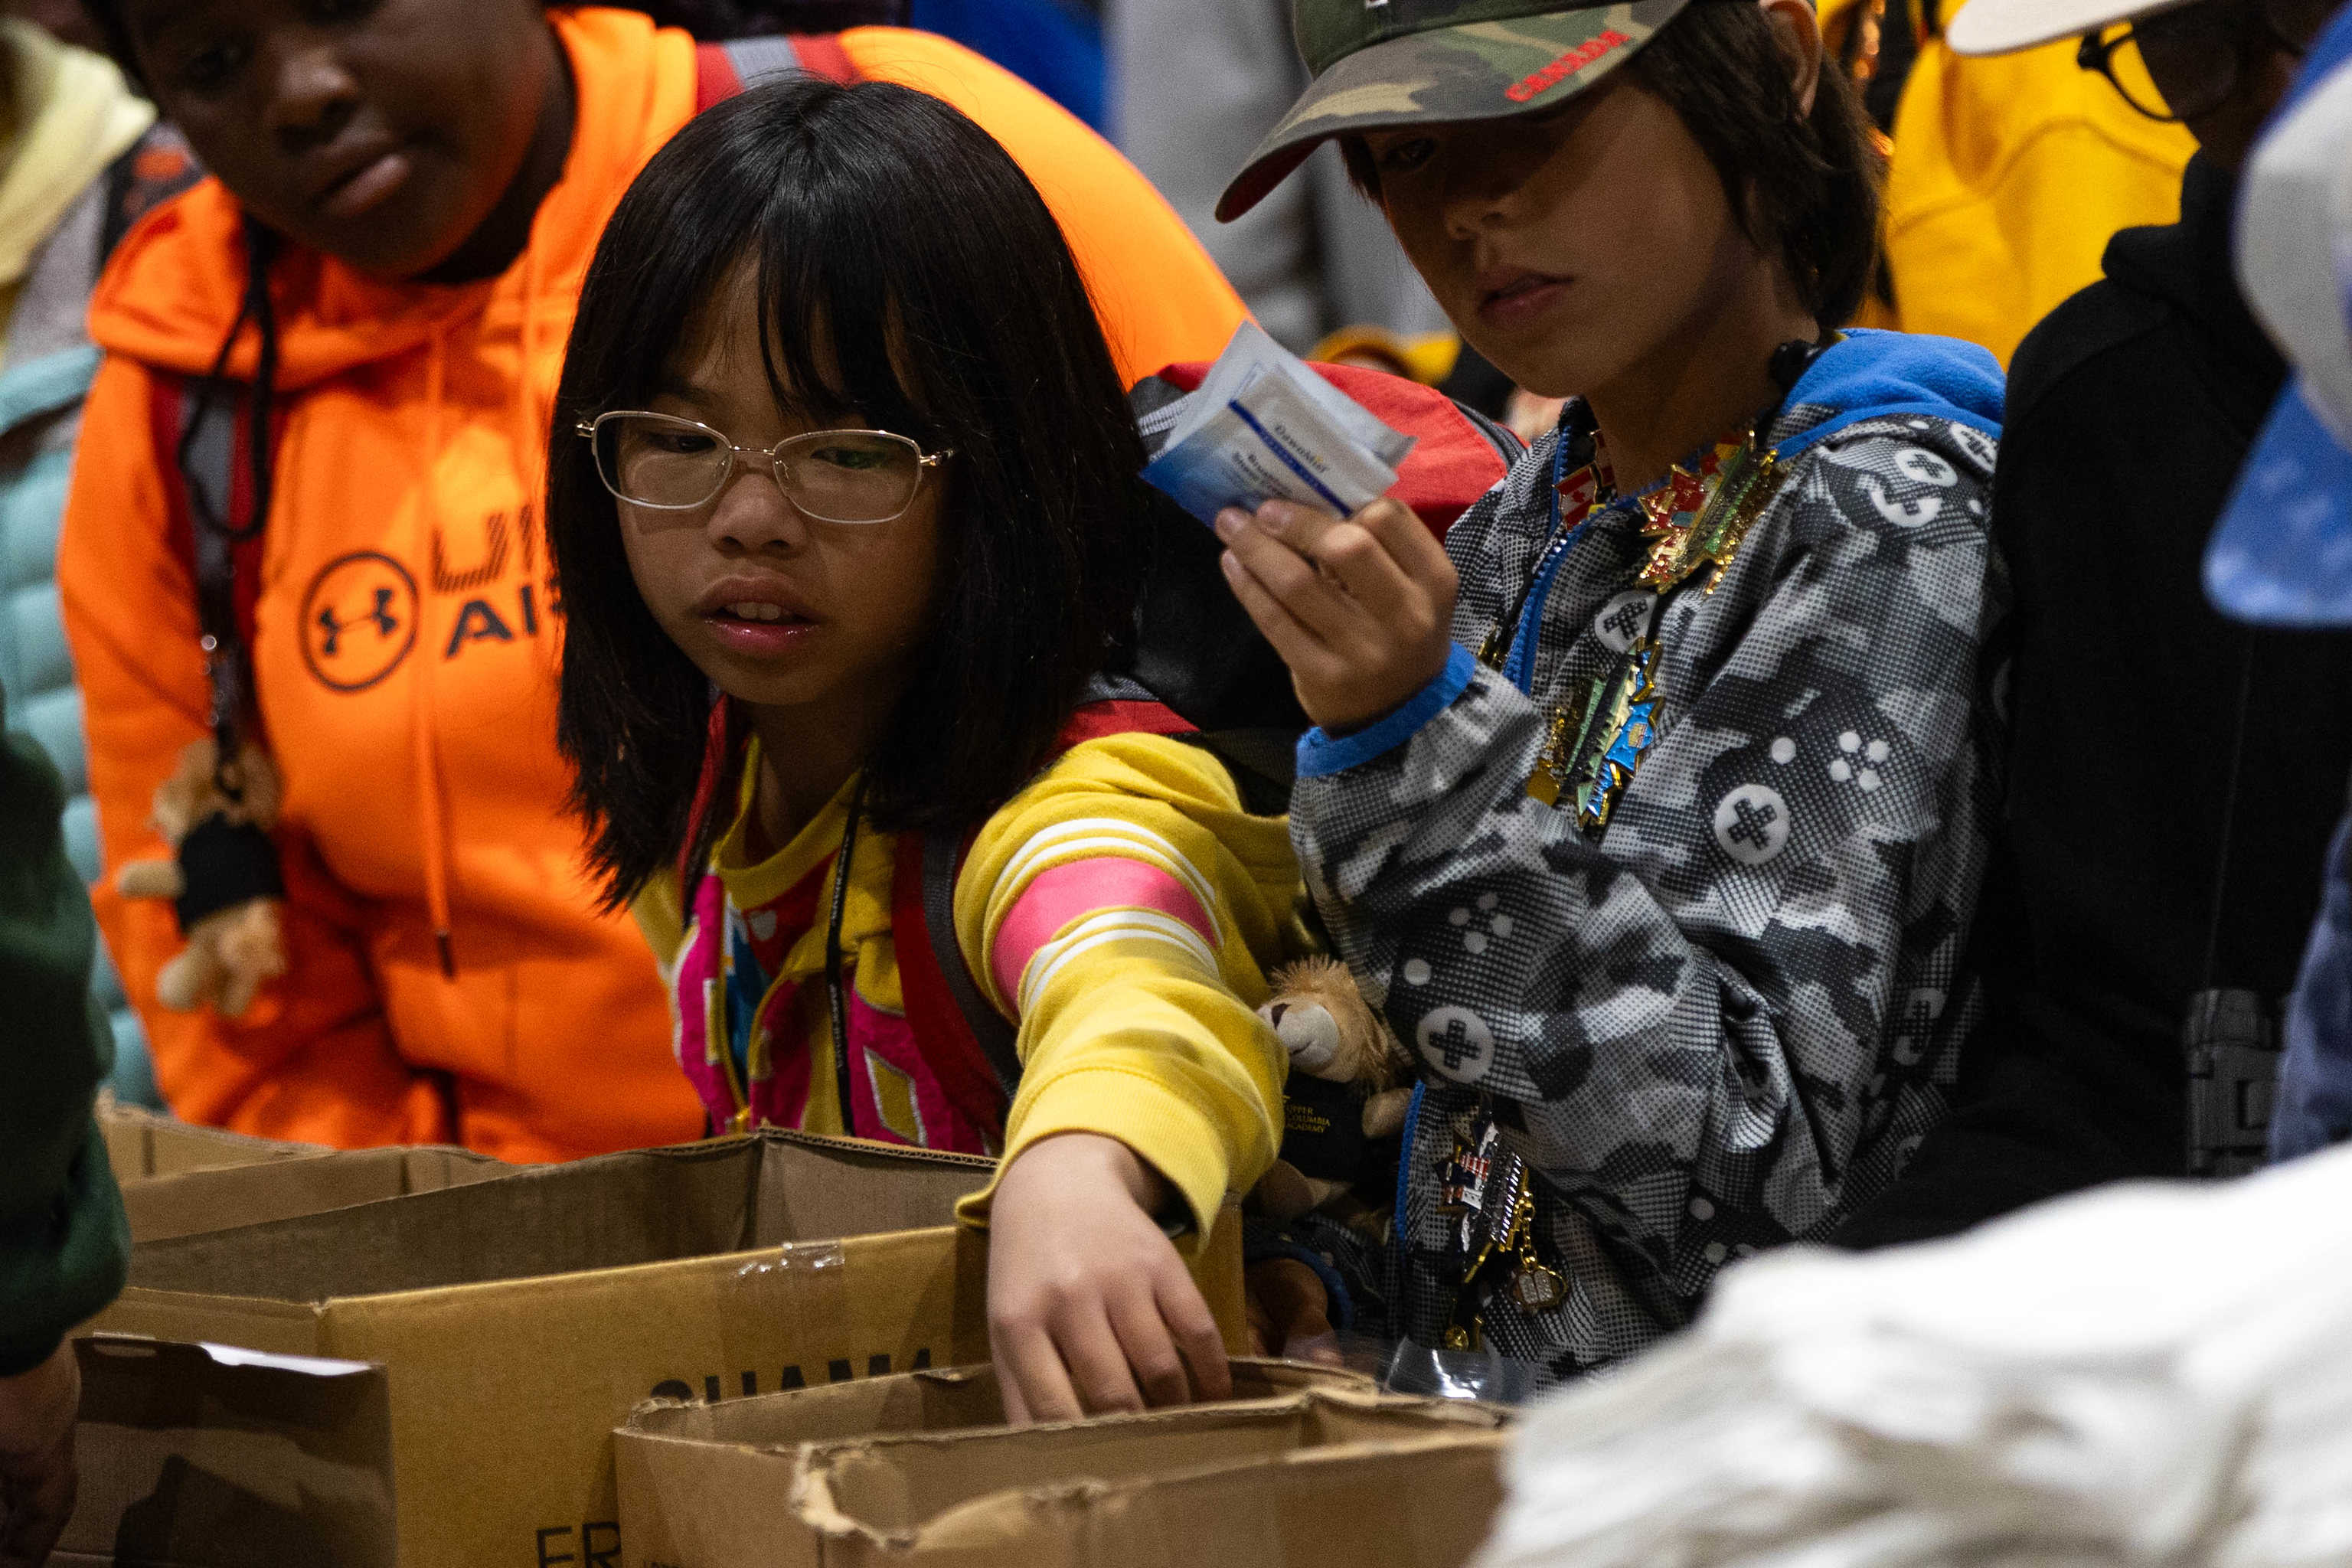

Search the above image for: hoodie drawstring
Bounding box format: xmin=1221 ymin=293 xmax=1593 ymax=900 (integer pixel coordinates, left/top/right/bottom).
xmin=414 ymin=244 xmax=551 ymax=982
xmin=416 ymin=328 xmax=457 ymax=979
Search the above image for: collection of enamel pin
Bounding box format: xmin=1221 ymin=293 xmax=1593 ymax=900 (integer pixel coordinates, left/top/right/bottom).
xmin=1440 ymin=417 xmax=1786 ymax=1351
xmin=1491 ymin=425 xmax=1783 ymax=833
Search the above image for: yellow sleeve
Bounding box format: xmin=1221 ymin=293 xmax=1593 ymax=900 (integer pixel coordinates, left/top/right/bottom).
xmin=630 ymin=867 xmax=688 ymax=982
xmin=948 ymin=734 xmax=1295 ymax=1253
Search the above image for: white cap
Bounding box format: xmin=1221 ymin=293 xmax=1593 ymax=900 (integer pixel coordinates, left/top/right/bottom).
xmin=1945 ymin=0 xmax=2202 ymax=57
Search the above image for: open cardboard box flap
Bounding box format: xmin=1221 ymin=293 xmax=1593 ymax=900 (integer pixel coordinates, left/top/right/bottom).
xmin=57 ymin=1334 xmax=394 ymax=1567
xmin=128 ymin=1126 xmax=988 ymax=1298
xmin=119 ymin=1144 xmax=508 ymax=1244
xmin=97 ymin=1098 xmax=323 ymax=1181
xmin=616 ymin=1383 xmax=1505 ymax=1568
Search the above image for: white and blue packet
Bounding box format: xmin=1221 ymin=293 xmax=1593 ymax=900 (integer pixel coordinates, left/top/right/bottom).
xmin=1141 ymin=322 xmax=1416 ymax=527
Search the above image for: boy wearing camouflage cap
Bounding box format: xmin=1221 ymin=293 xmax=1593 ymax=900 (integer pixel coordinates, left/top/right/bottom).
xmin=1217 ymin=0 xmax=2007 ymax=1377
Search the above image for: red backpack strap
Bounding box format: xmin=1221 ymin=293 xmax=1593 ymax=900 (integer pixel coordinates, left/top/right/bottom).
xmin=890 ymin=678 xmax=1197 ymax=1128
xmin=694 ymin=34 xmax=863 ymax=113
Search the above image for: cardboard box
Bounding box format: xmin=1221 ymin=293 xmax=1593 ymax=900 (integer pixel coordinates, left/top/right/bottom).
xmin=615 ymin=1383 xmax=1508 ymax=1568
xmin=57 ymin=1333 xmax=396 ymax=1567
xmin=96 ymin=1097 xmax=323 ymax=1180
xmin=617 ymin=1356 xmax=1371 ymax=1452
xmin=96 ymin=1095 xmax=508 ymax=1243
xmin=119 ymin=1143 xmax=510 ymax=1243
xmin=89 ymin=1129 xmax=1243 ymax=1568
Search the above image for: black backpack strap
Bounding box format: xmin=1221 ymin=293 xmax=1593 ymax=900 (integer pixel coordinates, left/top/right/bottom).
xmin=177 ymin=377 xmax=259 ymax=771
xmin=100 ymin=124 xmax=201 ymax=264
xmin=919 ymin=825 xmax=1024 ymax=1101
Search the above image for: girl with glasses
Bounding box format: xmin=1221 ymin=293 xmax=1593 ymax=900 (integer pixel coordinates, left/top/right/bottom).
xmin=550 ymin=77 xmax=1292 ymax=1423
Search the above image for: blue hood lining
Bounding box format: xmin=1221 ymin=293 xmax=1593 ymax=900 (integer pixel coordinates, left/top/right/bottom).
xmin=1768 ymin=328 xmax=2005 ymax=460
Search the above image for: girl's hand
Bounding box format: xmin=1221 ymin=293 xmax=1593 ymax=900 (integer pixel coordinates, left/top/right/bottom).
xmin=1216 ymin=497 xmax=1459 ymax=734
xmin=986 ymin=1133 xmax=1233 ymax=1423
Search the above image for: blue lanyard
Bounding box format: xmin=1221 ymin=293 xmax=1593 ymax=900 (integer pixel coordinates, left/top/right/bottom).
xmin=1501 ymin=420 xmax=1622 ymax=694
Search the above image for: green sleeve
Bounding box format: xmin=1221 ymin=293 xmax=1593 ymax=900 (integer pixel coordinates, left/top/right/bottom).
xmin=0 ymin=728 xmax=128 ymax=1375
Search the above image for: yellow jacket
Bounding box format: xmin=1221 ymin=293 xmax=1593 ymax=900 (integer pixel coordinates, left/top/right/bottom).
xmin=642 ymin=731 xmax=1292 ymax=1250
xmin=1867 ymin=2 xmax=2195 ymax=364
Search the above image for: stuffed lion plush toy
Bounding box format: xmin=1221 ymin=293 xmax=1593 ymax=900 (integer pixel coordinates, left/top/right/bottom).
xmin=1253 ymin=955 xmax=1414 ymax=1225
xmin=114 ymin=739 xmax=288 ymax=1017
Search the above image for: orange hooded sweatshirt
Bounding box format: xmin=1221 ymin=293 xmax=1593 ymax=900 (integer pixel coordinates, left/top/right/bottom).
xmin=58 ymin=9 xmax=1248 ymax=1162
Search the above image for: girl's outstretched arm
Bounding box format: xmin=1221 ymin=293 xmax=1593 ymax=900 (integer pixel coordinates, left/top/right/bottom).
xmin=950 ymin=734 xmax=1292 ymax=1419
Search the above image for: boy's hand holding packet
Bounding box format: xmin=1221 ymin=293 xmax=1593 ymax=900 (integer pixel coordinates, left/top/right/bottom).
xmin=1145 ymin=324 xmax=1459 ymax=733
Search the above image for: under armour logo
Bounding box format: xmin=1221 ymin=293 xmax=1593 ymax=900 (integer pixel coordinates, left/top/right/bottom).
xmin=300 ymin=550 xmax=418 ymax=693
xmin=1713 ymin=783 xmax=1791 ymax=866
xmin=1415 ymin=1005 xmax=1496 ymax=1082
xmin=315 ymin=587 xmax=399 ymax=657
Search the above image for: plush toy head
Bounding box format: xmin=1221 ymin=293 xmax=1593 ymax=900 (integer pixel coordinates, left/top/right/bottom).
xmin=1251 ymin=956 xmax=1417 ymax=1227
xmin=115 ymin=740 xmax=288 ymax=1018
xmin=146 ymin=739 xmax=282 ymax=841
xmin=1263 ymin=955 xmax=1406 ymax=1089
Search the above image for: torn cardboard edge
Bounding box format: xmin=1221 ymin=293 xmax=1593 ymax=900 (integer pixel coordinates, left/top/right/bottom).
xmin=616 ymin=1382 xmax=1509 ymax=1568
xmin=62 ymin=1333 xmax=396 ymax=1568
xmin=623 ymin=1356 xmax=1379 ymax=1448
xmin=127 ymin=1127 xmax=996 ymax=1299
xmin=794 ymin=1387 xmax=1509 ymax=1543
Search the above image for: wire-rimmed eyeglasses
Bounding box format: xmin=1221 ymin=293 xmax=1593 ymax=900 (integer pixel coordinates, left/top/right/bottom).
xmin=577 ymin=410 xmax=952 ymax=524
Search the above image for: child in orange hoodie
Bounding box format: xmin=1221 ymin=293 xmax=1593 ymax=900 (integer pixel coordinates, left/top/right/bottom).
xmin=58 ymin=2 xmax=1247 ymax=1161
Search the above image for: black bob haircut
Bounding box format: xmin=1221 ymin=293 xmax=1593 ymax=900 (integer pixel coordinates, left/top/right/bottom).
xmin=549 ymin=76 xmax=1147 ymax=908
xmin=1342 ymin=0 xmax=1882 ymax=328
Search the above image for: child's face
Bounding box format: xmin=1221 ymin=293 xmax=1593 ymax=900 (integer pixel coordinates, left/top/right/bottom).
xmin=619 ymin=286 xmax=943 ymax=725
xmin=122 ymin=0 xmax=558 ymax=279
xmin=1364 ymin=79 xmax=1772 ymax=402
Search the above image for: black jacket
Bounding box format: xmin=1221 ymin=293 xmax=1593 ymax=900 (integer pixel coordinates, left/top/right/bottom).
xmin=1836 ymin=155 xmax=2352 ymax=1246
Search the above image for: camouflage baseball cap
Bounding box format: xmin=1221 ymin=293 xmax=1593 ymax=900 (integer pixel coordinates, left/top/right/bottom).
xmin=1216 ymin=0 xmax=1694 ymax=222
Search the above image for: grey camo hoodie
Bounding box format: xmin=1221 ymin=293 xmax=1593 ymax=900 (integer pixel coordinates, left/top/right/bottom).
xmin=1290 ymin=328 xmax=2007 ymax=1380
